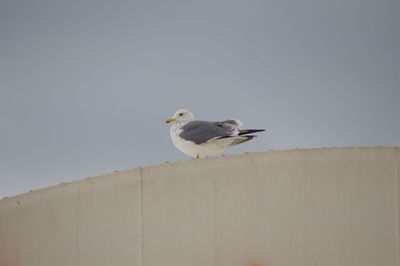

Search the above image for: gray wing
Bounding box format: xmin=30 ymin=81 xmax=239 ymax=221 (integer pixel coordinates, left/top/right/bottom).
xmin=179 ymin=120 xmax=238 ymax=144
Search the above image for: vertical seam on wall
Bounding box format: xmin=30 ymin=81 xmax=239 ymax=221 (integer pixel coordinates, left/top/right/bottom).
xmin=16 ymin=197 xmax=21 ymax=265
xmin=350 ymin=152 xmax=355 ymax=266
xmin=75 ymin=181 xmax=80 ymax=266
xmin=139 ymin=167 xmax=144 ymax=266
xmin=303 ymin=153 xmax=308 ymax=264
xmin=214 ymin=172 xmax=217 ymax=266
xmin=394 ymin=150 xmax=400 ymax=266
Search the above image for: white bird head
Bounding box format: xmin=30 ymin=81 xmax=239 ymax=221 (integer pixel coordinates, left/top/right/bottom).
xmin=165 ymin=109 xmax=195 ymax=124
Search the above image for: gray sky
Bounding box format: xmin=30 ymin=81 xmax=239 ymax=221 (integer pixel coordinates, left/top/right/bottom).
xmin=1 ymin=0 xmax=399 ymax=198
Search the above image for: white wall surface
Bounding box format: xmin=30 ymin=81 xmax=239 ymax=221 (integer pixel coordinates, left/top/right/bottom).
xmin=1 ymin=147 xmax=399 ymax=266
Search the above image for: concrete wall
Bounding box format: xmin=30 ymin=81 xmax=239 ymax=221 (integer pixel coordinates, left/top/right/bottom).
xmin=1 ymin=147 xmax=399 ymax=266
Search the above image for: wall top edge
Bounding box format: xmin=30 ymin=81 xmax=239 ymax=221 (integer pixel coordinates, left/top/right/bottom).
xmin=1 ymin=146 xmax=399 ymax=203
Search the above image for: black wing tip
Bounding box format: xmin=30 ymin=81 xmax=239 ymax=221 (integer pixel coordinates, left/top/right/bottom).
xmin=238 ymin=129 xmax=266 ymax=136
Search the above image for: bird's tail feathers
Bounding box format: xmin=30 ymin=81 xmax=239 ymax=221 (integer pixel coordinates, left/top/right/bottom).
xmin=227 ymin=135 xmax=257 ymax=146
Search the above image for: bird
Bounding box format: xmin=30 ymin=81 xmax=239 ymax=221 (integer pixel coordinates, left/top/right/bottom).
xmin=165 ymin=109 xmax=265 ymax=159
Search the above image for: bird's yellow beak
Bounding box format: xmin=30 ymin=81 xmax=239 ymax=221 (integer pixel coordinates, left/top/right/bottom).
xmin=165 ymin=118 xmax=175 ymax=124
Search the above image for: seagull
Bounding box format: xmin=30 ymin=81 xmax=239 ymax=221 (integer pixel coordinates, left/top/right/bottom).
xmin=165 ymin=109 xmax=265 ymax=159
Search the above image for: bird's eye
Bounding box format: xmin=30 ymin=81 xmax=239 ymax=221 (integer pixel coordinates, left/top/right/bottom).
xmin=179 ymin=113 xmax=183 ymax=116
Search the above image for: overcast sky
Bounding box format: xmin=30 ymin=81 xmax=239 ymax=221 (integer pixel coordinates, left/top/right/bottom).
xmin=1 ymin=0 xmax=399 ymax=198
